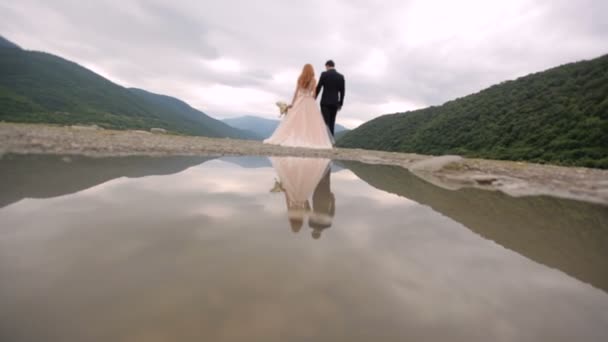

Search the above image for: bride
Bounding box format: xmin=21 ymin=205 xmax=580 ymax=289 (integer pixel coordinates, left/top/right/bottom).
xmin=264 ymin=64 xmax=334 ymax=149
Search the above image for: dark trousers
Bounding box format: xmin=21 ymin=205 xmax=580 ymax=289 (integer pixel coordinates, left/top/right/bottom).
xmin=320 ymin=105 xmax=338 ymax=135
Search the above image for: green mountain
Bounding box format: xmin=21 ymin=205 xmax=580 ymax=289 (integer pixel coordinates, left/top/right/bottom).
xmin=223 ymin=115 xmax=349 ymax=140
xmin=0 ymin=36 xmax=20 ymax=49
xmin=128 ymin=88 xmax=257 ymax=139
xmin=0 ymin=37 xmax=255 ymax=139
xmin=338 ymin=55 xmax=608 ymax=168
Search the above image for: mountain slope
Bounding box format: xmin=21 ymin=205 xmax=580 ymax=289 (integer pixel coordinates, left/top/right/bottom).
xmin=0 ymin=36 xmax=21 ymax=49
xmin=223 ymin=115 xmax=349 ymax=140
xmin=0 ymin=38 xmax=252 ymax=139
xmin=338 ymin=55 xmax=608 ymax=168
xmin=128 ymin=88 xmax=258 ymax=139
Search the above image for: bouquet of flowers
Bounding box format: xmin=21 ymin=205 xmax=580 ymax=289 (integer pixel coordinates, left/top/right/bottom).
xmin=276 ymin=101 xmax=290 ymax=117
xmin=269 ymin=178 xmax=285 ymax=193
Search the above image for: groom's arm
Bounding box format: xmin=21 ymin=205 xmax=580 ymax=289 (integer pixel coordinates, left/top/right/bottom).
xmin=315 ymin=72 xmax=325 ymax=99
xmin=338 ymin=75 xmax=345 ymax=109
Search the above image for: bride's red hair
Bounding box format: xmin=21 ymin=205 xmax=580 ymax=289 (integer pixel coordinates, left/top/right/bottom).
xmin=297 ymin=64 xmax=315 ymax=89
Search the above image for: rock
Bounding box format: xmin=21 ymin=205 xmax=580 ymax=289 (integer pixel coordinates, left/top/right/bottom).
xmin=472 ymin=175 xmax=499 ymax=185
xmin=132 ymin=130 xmax=151 ymax=135
xmin=410 ymin=155 xmax=463 ymax=172
xmin=71 ymin=124 xmax=102 ymax=131
xmin=359 ymin=155 xmax=384 ymax=164
xmin=150 ymin=128 xmax=168 ymax=134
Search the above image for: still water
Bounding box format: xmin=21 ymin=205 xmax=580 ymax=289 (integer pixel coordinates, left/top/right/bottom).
xmin=0 ymin=154 xmax=607 ymax=342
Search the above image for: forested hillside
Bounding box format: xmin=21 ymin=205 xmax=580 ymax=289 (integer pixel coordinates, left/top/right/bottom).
xmin=338 ymin=55 xmax=608 ymax=168
xmin=0 ymin=37 xmax=253 ymax=139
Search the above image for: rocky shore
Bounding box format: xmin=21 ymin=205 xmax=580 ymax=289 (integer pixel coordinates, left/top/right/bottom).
xmin=1 ymin=122 xmax=607 ymax=205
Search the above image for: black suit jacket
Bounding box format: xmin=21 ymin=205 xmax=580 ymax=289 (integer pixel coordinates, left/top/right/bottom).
xmin=316 ymin=69 xmax=345 ymax=107
xmin=310 ymin=168 xmax=335 ymax=230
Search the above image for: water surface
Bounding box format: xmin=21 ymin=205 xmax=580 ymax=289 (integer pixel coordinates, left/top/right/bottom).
xmin=1 ymin=154 xmax=607 ymax=342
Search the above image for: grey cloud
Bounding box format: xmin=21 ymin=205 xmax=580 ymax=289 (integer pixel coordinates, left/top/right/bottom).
xmin=50 ymin=0 xmax=218 ymax=58
xmin=1 ymin=0 xmax=607 ymax=126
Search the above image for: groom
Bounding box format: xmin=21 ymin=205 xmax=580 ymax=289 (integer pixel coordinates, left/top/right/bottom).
xmin=315 ymin=60 xmax=345 ymax=136
xmin=309 ymin=166 xmax=335 ymax=240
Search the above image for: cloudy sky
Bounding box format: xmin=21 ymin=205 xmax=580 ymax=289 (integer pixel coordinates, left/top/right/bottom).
xmin=1 ymin=0 xmax=607 ymax=128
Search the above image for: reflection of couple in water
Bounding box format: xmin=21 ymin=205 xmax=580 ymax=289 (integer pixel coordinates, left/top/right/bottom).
xmin=270 ymin=157 xmax=335 ymax=239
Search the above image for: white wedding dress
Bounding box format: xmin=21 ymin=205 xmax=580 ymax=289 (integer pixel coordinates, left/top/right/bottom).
xmin=264 ymin=83 xmax=334 ymax=149
xmin=270 ymin=157 xmax=331 ymax=232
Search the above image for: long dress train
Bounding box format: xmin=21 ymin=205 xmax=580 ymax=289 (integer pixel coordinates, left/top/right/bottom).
xmin=270 ymin=156 xmax=331 ymax=232
xmin=264 ymin=86 xmax=334 ymax=149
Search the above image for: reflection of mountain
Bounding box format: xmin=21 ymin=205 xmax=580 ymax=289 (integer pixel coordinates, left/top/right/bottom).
xmin=343 ymin=161 xmax=608 ymax=292
xmin=0 ymin=155 xmax=212 ymax=208
xmin=221 ymin=156 xmax=346 ymax=173
xmin=219 ymin=156 xmax=345 ymax=173
xmin=330 ymin=161 xmax=347 ymax=173
xmin=220 ymin=156 xmax=273 ymax=168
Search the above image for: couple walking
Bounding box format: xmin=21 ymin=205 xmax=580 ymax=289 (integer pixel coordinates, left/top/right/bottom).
xmin=270 ymin=156 xmax=335 ymax=240
xmin=264 ymin=60 xmax=345 ymax=149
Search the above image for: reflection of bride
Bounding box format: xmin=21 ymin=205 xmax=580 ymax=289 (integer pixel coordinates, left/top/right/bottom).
xmin=270 ymin=157 xmax=334 ymax=238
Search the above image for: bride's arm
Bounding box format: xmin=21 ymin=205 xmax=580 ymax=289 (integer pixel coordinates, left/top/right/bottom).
xmin=289 ymin=84 xmax=298 ymax=108
xmin=310 ymin=79 xmax=317 ymax=95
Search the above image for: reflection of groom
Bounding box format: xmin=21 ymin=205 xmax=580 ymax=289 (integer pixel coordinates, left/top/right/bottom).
xmin=309 ymin=166 xmax=335 ymax=240
xmin=315 ymin=60 xmax=345 ymax=136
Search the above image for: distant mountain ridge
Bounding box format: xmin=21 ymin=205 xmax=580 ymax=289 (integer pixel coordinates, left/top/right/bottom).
xmin=338 ymin=54 xmax=608 ymax=168
xmin=223 ymin=115 xmax=349 ymax=140
xmin=0 ymin=36 xmax=254 ymax=139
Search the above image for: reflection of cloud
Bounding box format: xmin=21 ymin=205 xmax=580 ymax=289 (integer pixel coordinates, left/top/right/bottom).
xmin=333 ymin=170 xmax=417 ymax=207
xmin=194 ymin=204 xmax=237 ymax=219
xmin=1 ymin=157 xmax=608 ymax=341
xmin=137 ymin=160 xmax=274 ymax=195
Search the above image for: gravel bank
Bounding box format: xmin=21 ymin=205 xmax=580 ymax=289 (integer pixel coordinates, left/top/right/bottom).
xmin=1 ymin=122 xmax=607 ymax=205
